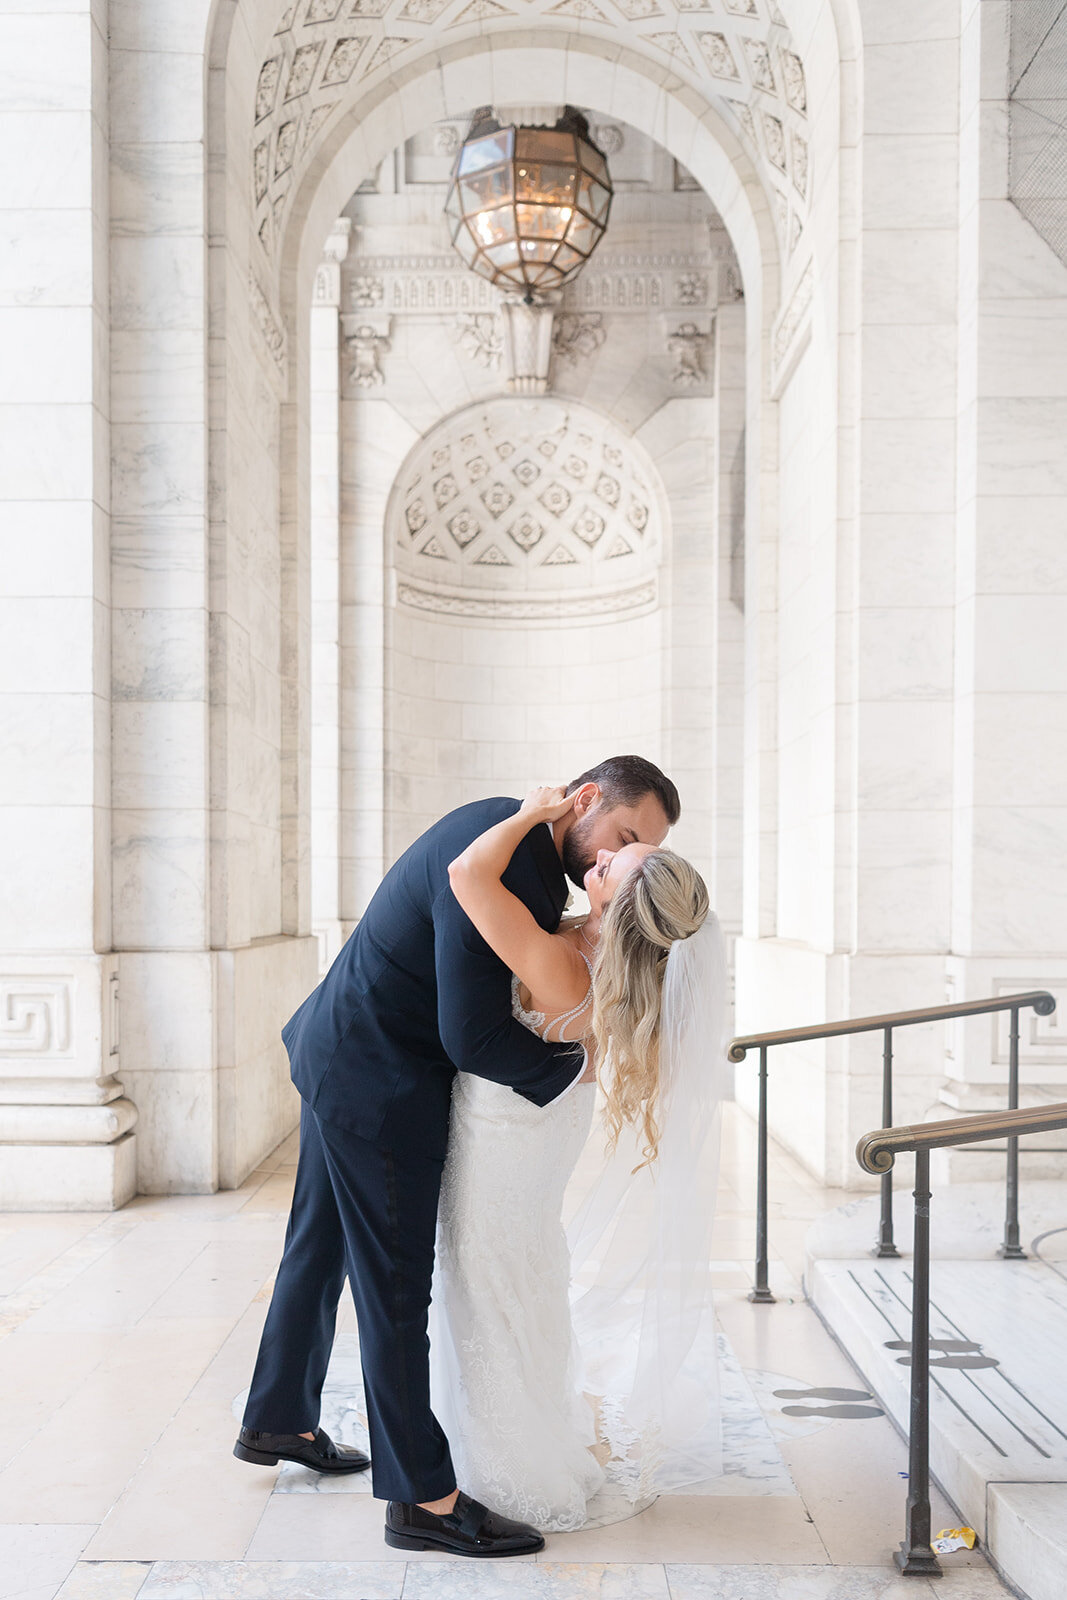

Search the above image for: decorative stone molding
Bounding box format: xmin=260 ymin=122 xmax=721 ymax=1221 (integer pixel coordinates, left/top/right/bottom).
xmin=551 ymin=312 xmax=606 ymax=368
xmin=770 ymin=260 xmax=813 ymax=394
xmin=397 ymin=577 xmax=657 ymax=619
xmin=350 ymin=274 xmax=385 ymax=308
xmin=0 ymin=978 xmax=72 ymax=1056
xmin=250 ymin=4 xmax=812 ymax=273
xmin=667 ymin=320 xmax=712 ymax=386
xmin=592 ymin=123 xmax=624 ymax=155
xmin=249 ymin=270 xmax=288 ymax=381
xmin=674 ymin=273 xmax=709 ymax=306
xmin=454 ymin=311 xmax=503 ymax=369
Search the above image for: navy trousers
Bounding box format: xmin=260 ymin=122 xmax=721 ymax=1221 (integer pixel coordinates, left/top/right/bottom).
xmin=242 ymin=1101 xmax=456 ymax=1504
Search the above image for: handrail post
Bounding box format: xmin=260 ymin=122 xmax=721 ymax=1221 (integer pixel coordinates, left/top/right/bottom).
xmin=749 ymin=1044 xmax=775 ymax=1304
xmin=895 ymin=1148 xmax=942 ymax=1577
xmin=998 ymin=1004 xmax=1026 ymax=1260
xmin=874 ymin=1025 xmax=900 ymax=1258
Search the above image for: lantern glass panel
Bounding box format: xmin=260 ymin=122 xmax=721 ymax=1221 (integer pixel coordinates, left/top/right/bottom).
xmin=471 ymin=204 xmax=515 ymax=247
xmin=518 ymin=238 xmax=558 ymax=263
xmin=514 ymin=202 xmax=572 ymax=238
xmin=458 ymin=130 xmax=513 ymax=174
xmin=577 ymin=173 xmax=611 ymax=223
xmin=515 ymin=128 xmax=574 ymax=161
xmin=485 ymin=240 xmax=521 ymax=267
xmin=515 ymin=162 xmax=576 ymax=203
xmin=553 ymin=243 xmax=586 ymax=273
xmin=460 ymin=168 xmax=513 ymax=213
xmin=452 ymin=224 xmax=479 ymax=264
xmin=565 ymin=210 xmax=597 ymax=253
xmin=581 ymin=144 xmax=608 ymax=182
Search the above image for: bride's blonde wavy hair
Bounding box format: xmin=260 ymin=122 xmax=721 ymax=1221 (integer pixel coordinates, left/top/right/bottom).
xmin=589 ymin=849 xmax=709 ymax=1167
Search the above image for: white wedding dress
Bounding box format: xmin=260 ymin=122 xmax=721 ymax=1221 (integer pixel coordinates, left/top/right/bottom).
xmin=429 ymin=961 xmax=605 ymax=1531
xmin=430 ymin=918 xmax=729 ymax=1532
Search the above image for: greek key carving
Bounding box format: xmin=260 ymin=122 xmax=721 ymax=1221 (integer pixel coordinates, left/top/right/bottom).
xmin=0 ymin=980 xmax=73 ymax=1056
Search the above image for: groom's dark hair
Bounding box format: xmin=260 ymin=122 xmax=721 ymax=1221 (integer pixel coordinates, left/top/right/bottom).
xmin=566 ymin=755 xmax=681 ymax=826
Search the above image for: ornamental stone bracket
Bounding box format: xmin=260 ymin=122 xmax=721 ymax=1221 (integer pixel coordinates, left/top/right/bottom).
xmin=500 ymin=296 xmax=559 ymax=396
xmin=342 ymin=314 xmax=392 ymax=390
xmin=664 ymin=317 xmax=715 ymax=388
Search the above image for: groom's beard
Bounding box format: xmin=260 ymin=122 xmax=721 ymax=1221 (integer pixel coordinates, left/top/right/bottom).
xmin=560 ymin=812 xmax=600 ymax=889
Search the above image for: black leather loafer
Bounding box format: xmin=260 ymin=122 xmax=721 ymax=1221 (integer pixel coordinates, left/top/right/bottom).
xmin=233 ymin=1425 xmax=370 ymax=1474
xmin=384 ymin=1491 xmax=544 ymax=1557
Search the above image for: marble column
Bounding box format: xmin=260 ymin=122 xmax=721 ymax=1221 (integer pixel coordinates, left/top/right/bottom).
xmin=943 ymin=0 xmax=1067 ymax=1168
xmin=310 ymin=221 xmax=350 ymax=973
xmin=0 ymin=2 xmax=136 ymax=1209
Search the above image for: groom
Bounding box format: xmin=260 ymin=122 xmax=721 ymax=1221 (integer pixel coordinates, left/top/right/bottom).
xmin=235 ymin=754 xmax=679 ymax=1556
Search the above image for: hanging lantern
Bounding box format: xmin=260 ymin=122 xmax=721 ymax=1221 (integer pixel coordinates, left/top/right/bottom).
xmin=444 ymin=107 xmax=613 ymax=303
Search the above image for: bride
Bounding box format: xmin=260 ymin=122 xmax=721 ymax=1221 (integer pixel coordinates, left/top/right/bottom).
xmin=429 ymin=783 xmax=729 ymax=1532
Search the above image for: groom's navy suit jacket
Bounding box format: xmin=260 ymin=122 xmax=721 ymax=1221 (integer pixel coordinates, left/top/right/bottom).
xmin=282 ymin=797 xmax=583 ymax=1158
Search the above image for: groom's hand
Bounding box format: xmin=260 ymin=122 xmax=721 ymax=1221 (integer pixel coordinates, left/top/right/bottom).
xmin=519 ymin=784 xmax=576 ymax=823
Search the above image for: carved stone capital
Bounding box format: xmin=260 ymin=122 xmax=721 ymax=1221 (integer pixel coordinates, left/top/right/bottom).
xmin=314 ymin=217 xmax=353 ymax=307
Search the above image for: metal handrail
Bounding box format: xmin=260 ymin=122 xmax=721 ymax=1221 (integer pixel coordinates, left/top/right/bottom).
xmin=728 ymin=989 xmax=1056 ymax=1302
xmin=729 ymin=990 xmax=1057 ymax=1059
xmin=853 ymin=1101 xmax=1067 ymax=1578
xmin=857 ymin=1100 xmax=1067 ymax=1173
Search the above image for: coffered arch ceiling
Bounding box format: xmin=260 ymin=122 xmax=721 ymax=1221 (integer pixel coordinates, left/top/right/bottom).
xmin=250 ymin=0 xmax=811 ymax=273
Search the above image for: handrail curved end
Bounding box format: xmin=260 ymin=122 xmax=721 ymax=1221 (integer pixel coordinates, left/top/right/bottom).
xmin=727 ymin=1042 xmax=748 ymax=1063
xmin=1033 ymin=991 xmax=1057 ymax=1018
xmin=856 ymin=1131 xmax=896 ymax=1175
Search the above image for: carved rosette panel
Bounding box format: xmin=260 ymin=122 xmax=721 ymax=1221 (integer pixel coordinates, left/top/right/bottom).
xmin=252 ymin=0 xmax=811 ymax=269
xmin=391 ymin=396 xmax=661 ymax=618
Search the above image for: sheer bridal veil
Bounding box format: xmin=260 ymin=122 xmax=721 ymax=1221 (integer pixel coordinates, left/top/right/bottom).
xmin=566 ymin=912 xmax=730 ymax=1500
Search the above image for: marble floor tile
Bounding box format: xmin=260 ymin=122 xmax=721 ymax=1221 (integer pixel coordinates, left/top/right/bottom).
xmin=242 ymin=1494 xmax=537 ymax=1563
xmin=664 ymin=1566 xmax=935 ymax=1600
xmin=0 ymin=1327 xmax=114 ymax=1470
xmin=402 ymin=1562 xmax=670 ymax=1598
xmin=136 ymin=1559 xmax=403 ymax=1598
xmin=0 ymin=1316 xmax=235 ymax=1524
xmin=52 ymin=1561 xmax=152 ymax=1599
xmin=83 ymin=1400 xmax=276 ymax=1561
xmin=26 ymin=1229 xmax=209 ymax=1334
xmin=0 ymin=1214 xmax=140 ymax=1338
xmin=0 ymin=1215 xmax=106 ymax=1297
xmin=539 ymin=1495 xmax=828 ymax=1564
xmin=0 ymin=1523 xmax=96 ymax=1600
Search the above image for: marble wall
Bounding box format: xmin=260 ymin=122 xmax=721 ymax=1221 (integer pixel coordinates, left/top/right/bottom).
xmin=2 ymin=0 xmax=1065 ymax=1206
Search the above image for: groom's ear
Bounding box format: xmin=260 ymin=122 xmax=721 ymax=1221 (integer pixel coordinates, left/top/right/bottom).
xmin=571 ymin=782 xmax=601 ymax=817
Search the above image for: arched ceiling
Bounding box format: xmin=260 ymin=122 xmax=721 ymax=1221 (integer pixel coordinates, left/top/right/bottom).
xmin=251 ymin=0 xmax=809 ymax=270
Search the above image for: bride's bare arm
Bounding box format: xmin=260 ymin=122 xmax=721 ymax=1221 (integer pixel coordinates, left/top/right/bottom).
xmin=448 ymin=787 xmax=589 ymax=1011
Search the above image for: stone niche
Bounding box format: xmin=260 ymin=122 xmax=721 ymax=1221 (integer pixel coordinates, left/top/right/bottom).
xmin=392 ymin=394 xmax=661 ymax=618
xmin=383 ymin=395 xmax=668 ymax=860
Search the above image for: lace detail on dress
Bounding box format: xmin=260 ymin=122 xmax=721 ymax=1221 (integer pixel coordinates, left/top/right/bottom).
xmin=510 ymin=945 xmax=593 ymax=1045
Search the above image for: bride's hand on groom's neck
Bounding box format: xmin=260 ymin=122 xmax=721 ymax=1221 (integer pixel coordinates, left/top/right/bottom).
xmin=519 ymin=785 xmax=576 ymax=824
